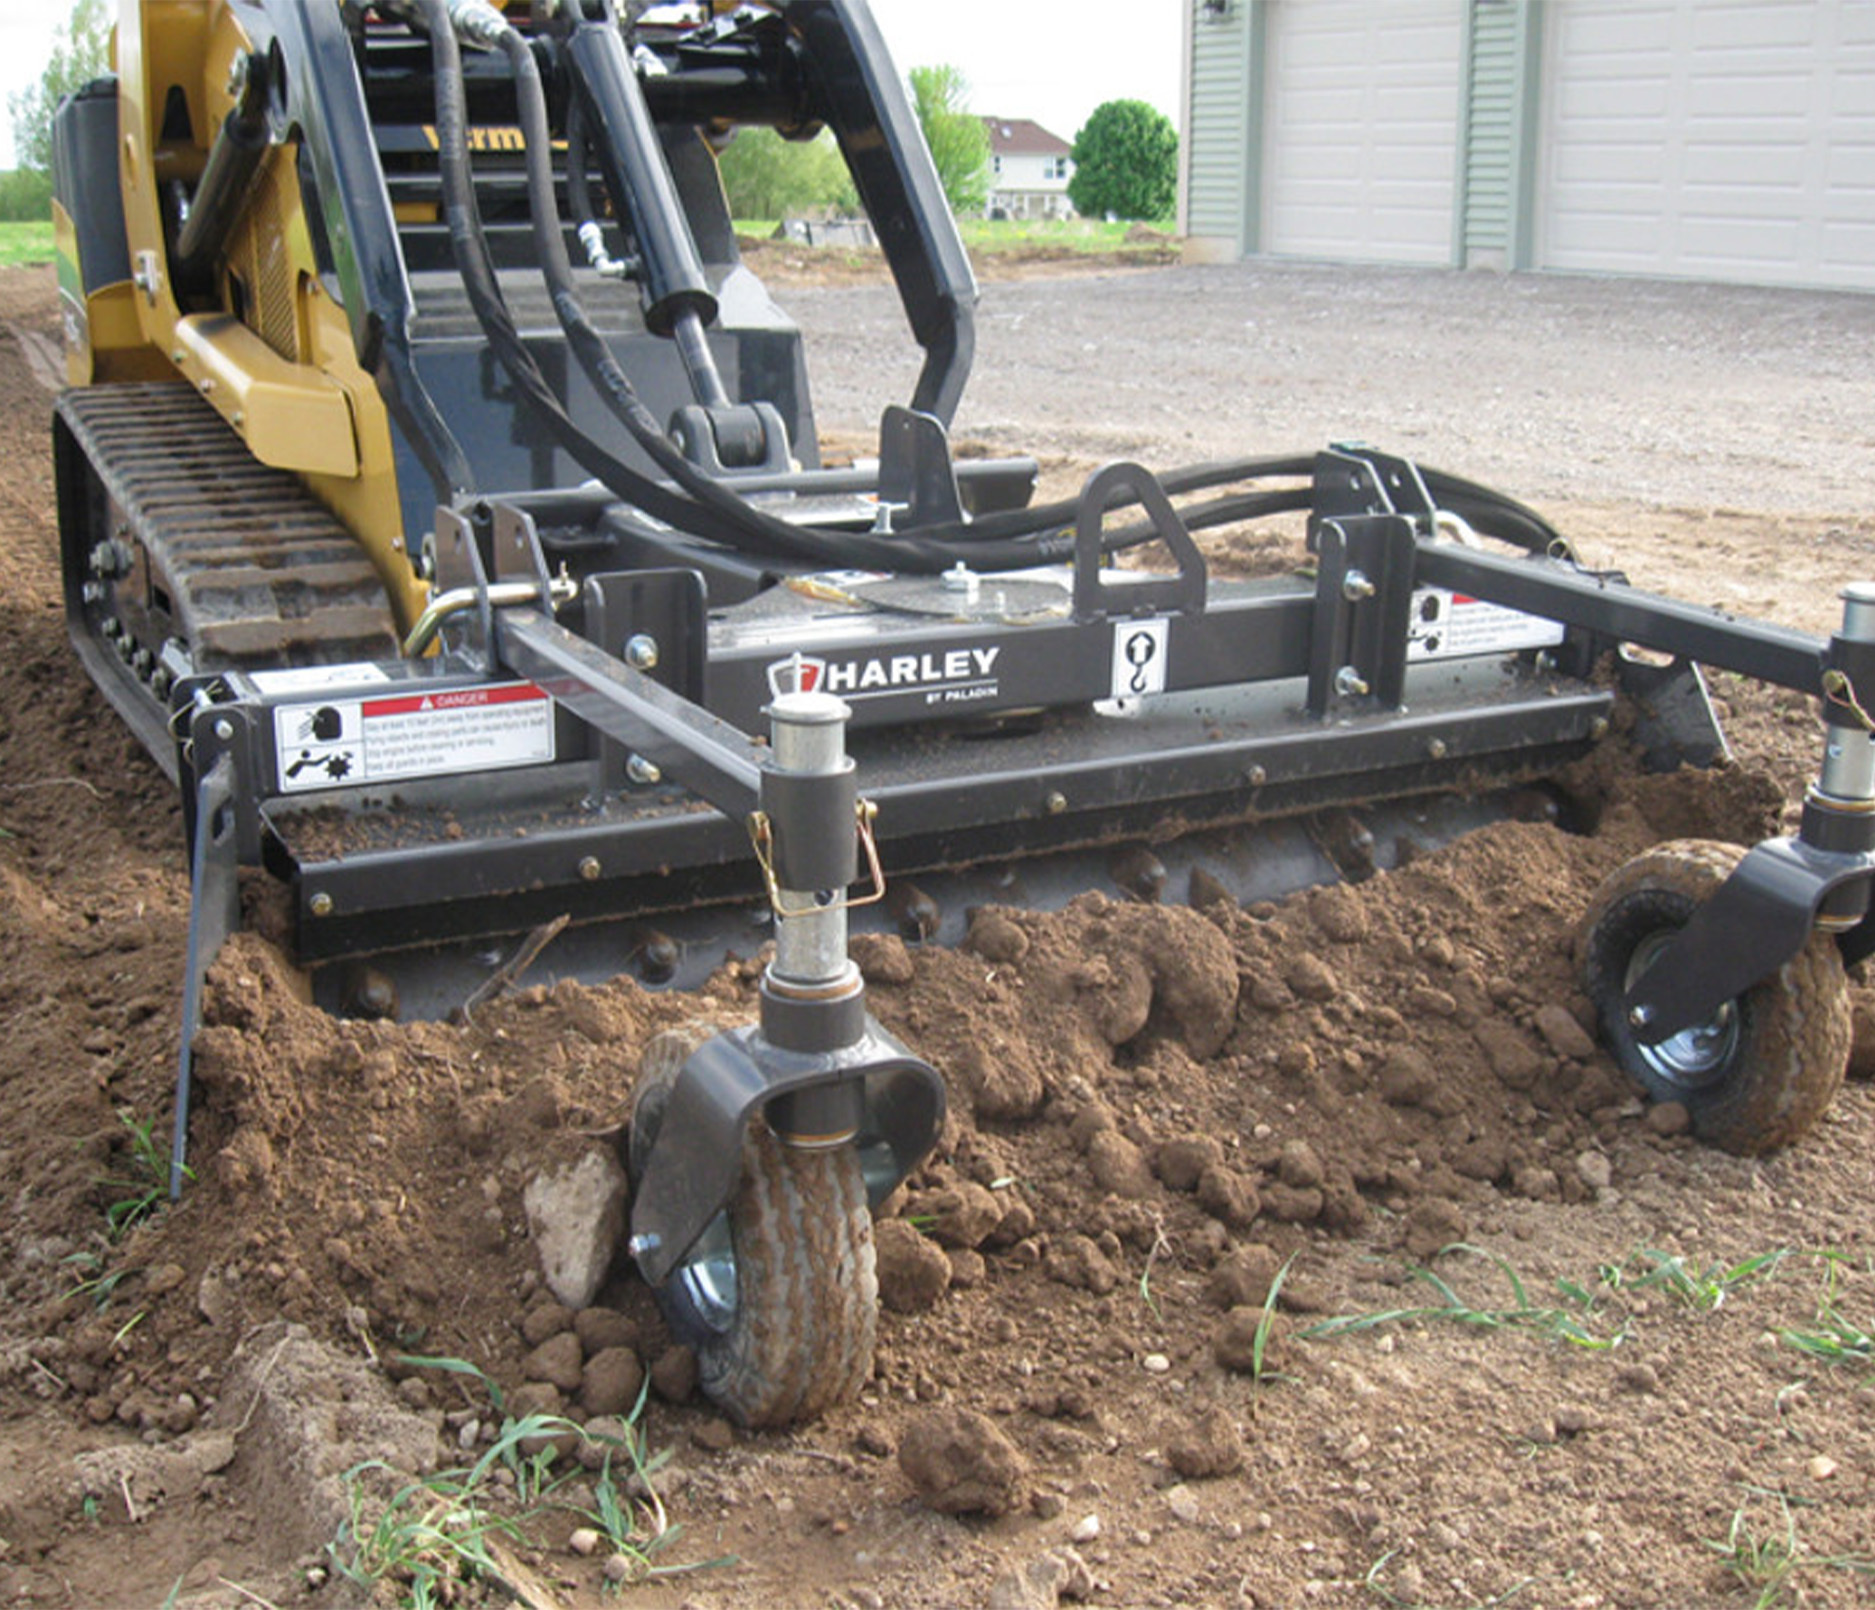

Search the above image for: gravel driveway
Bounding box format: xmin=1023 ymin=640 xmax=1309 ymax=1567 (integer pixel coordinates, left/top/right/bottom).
xmin=789 ymin=260 xmax=1875 ymax=516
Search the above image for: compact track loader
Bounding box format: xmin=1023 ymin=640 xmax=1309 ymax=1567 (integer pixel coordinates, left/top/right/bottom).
xmin=51 ymin=0 xmax=1875 ymax=1425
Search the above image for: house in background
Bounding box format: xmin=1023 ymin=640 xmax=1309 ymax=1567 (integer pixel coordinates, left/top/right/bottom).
xmin=1179 ymin=0 xmax=1872 ymax=292
xmin=984 ymin=117 xmax=1077 ymax=220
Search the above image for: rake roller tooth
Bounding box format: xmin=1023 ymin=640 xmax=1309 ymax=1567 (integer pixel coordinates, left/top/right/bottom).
xmin=1110 ymin=845 xmax=1169 ymax=903
xmin=887 ymin=882 xmax=941 ymax=943
xmin=339 ymin=964 xmax=399 ymax=1021
xmin=634 ymin=929 xmax=680 ymax=985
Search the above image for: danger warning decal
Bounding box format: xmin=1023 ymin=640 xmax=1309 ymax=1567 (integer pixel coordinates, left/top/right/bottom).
xmin=1406 ymin=589 xmax=1566 ymax=663
xmin=273 ymin=682 xmax=554 ymax=793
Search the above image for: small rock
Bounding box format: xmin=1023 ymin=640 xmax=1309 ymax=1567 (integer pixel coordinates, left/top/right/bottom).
xmin=1615 ymin=1363 xmax=1659 ymax=1395
xmin=1141 ymin=1353 xmax=1171 ymax=1375
xmin=1163 ymin=1483 xmax=1202 ymax=1525
xmin=145 ymin=1264 xmax=186 ymax=1297
xmin=1575 ymin=1151 xmax=1613 ymax=1192
xmin=851 ymin=931 xmax=916 ymax=984
xmin=692 ymin=1417 xmax=736 ymax=1454
xmin=1377 ymin=1047 xmax=1438 ymax=1106
xmin=649 ymin=1344 xmax=698 ymax=1404
xmin=1069 ymin=1513 xmax=1102 ymax=1544
xmin=1166 ymin=1407 xmax=1245 ymax=1478
xmin=1285 ymin=953 xmax=1338 ymax=1002
xmin=1473 ymin=1021 xmax=1543 ymax=1090
xmin=573 ymin=1307 xmax=635 ymax=1355
xmin=1643 ymin=1101 xmax=1692 ymax=1137
xmin=522 ymin=1148 xmax=629 ymax=1310
xmin=875 ymin=1219 xmax=952 ymax=1313
xmin=522 ymin=1332 xmax=586 ymax=1395
xmin=1260 ymin=1182 xmax=1323 ymax=1224
xmin=1402 ymin=1198 xmax=1467 ymax=1260
xmin=567 ymin=1526 xmax=601 ymax=1557
xmin=580 ymin=1346 xmax=645 ymax=1418
xmin=1195 ymin=1163 xmax=1260 ymax=1228
xmin=1206 ymin=1244 xmax=1282 ymax=1310
xmin=1554 ymin=1405 xmax=1595 ymax=1436
xmin=1534 ymin=1003 xmax=1598 ymax=1060
xmin=1213 ymin=1306 xmax=1277 ymax=1375
xmin=947 ymin=1247 xmax=988 ymax=1289
xmin=1044 ymin=1234 xmax=1118 ymax=1295
xmin=1277 ymin=1139 xmax=1325 ymax=1190
xmin=960 ymin=1039 xmax=1045 ymax=1120
xmin=521 ymin=1302 xmax=575 ymax=1347
xmin=195 ymin=1270 xmax=236 ymax=1328
xmin=577 ymin=1415 xmax=628 ymax=1470
xmin=1156 ymin=1134 xmax=1225 ymax=1192
xmin=1806 ymin=1455 xmax=1838 ymax=1481
xmin=899 ymin=1407 xmax=1029 ymax=1516
xmin=988 ymin=1553 xmax=1070 ymax=1610
xmin=1086 ymin=1130 xmax=1155 ymax=1199
xmin=920 ymin=1182 xmax=1005 ymax=1249
xmin=965 ymin=910 xmax=1030 ymax=964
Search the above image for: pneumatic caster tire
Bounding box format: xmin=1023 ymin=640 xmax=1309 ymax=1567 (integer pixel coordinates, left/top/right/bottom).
xmin=1579 ymin=839 xmax=1850 ymax=1155
xmin=628 ymin=1024 xmax=878 ymax=1428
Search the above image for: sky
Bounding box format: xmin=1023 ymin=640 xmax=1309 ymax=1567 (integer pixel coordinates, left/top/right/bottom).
xmin=0 ymin=0 xmax=1182 ymax=169
xmin=865 ymin=0 xmax=1183 ymax=143
xmin=0 ymin=8 xmax=62 ymax=170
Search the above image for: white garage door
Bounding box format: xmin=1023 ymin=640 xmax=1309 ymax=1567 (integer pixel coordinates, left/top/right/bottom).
xmin=1540 ymin=1 xmax=1875 ymax=290
xmin=1262 ymin=1 xmax=1465 ymax=265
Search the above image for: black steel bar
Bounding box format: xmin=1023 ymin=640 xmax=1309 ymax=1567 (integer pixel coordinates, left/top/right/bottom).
xmin=1414 ymin=544 xmax=1827 ymax=692
xmin=782 ymin=0 xmax=978 ymax=424
xmin=171 ymin=752 xmax=240 ymax=1198
xmin=495 ymin=605 xmax=765 ymax=816
xmin=566 ymin=20 xmax=720 ymax=339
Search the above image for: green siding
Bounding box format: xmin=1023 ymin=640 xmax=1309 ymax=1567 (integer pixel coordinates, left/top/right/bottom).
xmin=1458 ymin=1 xmax=1542 ymax=268
xmin=1185 ymin=2 xmax=1262 ymax=252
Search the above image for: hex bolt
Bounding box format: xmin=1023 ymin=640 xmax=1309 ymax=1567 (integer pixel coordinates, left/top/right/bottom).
xmin=626 ymin=754 xmax=662 ymax=786
xmin=1335 ymin=666 xmax=1370 ymax=698
xmin=214 ymin=718 xmax=235 ymax=742
xmin=1044 ymin=790 xmax=1067 ymax=815
xmin=627 ymin=1233 xmax=660 ymax=1260
xmin=624 ymin=634 xmax=659 ymax=671
xmin=1628 ymin=1003 xmax=1654 ymax=1030
xmin=578 ymin=855 xmax=602 ymax=881
xmin=1246 ymin=764 xmax=1268 ymax=787
xmin=1427 ymin=737 xmax=1448 ymax=760
xmin=1589 ymin=716 xmax=1611 ymax=741
xmin=309 ymin=892 xmax=334 ymax=918
xmin=1341 ymin=569 xmax=1377 ymax=602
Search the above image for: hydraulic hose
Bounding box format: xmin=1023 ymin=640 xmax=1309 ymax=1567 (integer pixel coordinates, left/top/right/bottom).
xmin=422 ymin=5 xmax=1562 ymax=574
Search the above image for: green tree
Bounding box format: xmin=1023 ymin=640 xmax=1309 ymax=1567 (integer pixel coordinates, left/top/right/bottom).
xmin=8 ymin=0 xmax=112 ymax=176
xmin=0 ymin=168 xmax=54 ymax=223
xmin=907 ymin=64 xmax=989 ymax=217
xmin=1068 ymin=98 xmax=1178 ymax=222
xmin=715 ymin=126 xmax=854 ymax=221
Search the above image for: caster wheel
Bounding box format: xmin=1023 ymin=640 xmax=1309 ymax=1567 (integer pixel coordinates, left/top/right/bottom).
xmin=1579 ymin=839 xmax=1849 ymax=1154
xmin=629 ymin=1023 xmax=878 ymax=1427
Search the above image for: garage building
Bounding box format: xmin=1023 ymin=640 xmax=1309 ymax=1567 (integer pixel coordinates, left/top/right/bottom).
xmin=1179 ymin=0 xmax=1873 ymax=291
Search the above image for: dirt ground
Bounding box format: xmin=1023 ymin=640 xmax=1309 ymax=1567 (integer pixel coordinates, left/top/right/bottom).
xmin=3 ymin=251 xmax=1875 ymax=1610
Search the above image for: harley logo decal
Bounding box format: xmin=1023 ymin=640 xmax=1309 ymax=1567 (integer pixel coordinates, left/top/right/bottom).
xmin=766 ymin=648 xmax=1001 ymax=706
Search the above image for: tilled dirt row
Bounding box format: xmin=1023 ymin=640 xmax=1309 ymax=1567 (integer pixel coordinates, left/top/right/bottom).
xmin=3 ymin=259 xmax=1875 ymax=1610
